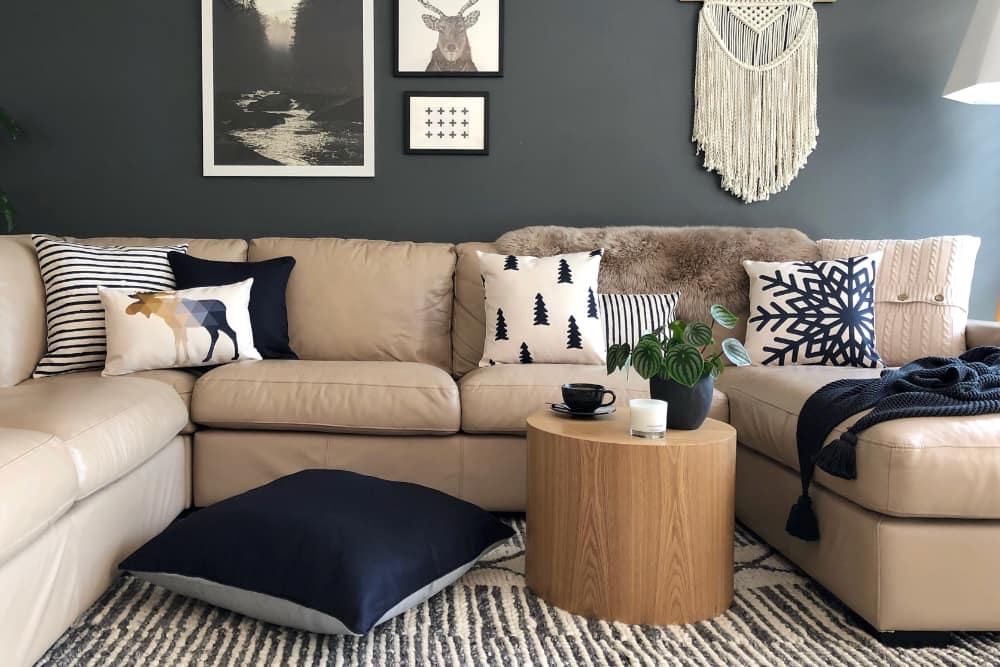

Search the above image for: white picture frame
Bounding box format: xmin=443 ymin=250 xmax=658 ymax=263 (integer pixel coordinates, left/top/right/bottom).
xmin=201 ymin=0 xmax=374 ymax=177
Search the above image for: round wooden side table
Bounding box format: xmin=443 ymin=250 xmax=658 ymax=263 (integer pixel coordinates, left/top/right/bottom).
xmin=525 ymin=409 xmax=737 ymax=626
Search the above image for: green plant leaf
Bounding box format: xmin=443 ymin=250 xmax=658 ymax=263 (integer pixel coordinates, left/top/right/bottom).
xmin=631 ymin=337 xmax=664 ymax=380
xmin=0 ymin=192 xmax=14 ymax=233
xmin=708 ymin=354 xmax=725 ymax=378
xmin=606 ymin=343 xmax=631 ymax=374
xmin=710 ymin=304 xmax=738 ymax=329
xmin=668 ymin=320 xmax=686 ymax=342
xmin=721 ymin=338 xmax=751 ymax=366
xmin=663 ymin=343 xmax=705 ymax=387
xmin=684 ymin=321 xmax=714 ymax=347
xmin=0 ymin=109 xmax=20 ymax=141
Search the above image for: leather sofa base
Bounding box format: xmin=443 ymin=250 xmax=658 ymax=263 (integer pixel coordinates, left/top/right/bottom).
xmin=737 ymin=444 xmax=1000 ymax=632
xmin=194 ymin=430 xmax=527 ymax=511
xmin=0 ymin=436 xmax=187 ymax=667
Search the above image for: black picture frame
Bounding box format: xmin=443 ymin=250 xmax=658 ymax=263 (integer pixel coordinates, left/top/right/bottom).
xmin=404 ymin=91 xmax=490 ymax=155
xmin=394 ymin=0 xmax=504 ymax=77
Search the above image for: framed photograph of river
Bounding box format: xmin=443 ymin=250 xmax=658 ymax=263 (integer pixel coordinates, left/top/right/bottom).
xmin=201 ymin=0 xmax=374 ymax=177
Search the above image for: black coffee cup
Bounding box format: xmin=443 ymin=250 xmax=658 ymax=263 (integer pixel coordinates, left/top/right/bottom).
xmin=561 ymin=383 xmax=616 ymax=413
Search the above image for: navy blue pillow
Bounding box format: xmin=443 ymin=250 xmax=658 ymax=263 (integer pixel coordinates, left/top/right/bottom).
xmin=119 ymin=470 xmax=514 ymax=635
xmin=168 ymin=252 xmax=297 ymax=359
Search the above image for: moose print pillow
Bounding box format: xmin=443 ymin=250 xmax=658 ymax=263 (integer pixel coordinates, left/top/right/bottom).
xmin=478 ymin=250 xmax=606 ymax=366
xmin=98 ymin=279 xmax=261 ymax=376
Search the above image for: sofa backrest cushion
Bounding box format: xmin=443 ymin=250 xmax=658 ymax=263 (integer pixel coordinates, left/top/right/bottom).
xmin=249 ymin=238 xmax=456 ymax=371
xmin=65 ymin=237 xmax=248 ymax=262
xmin=0 ymin=236 xmax=248 ymax=388
xmin=453 ymin=242 xmax=496 ymax=377
xmin=0 ymin=237 xmax=47 ymax=387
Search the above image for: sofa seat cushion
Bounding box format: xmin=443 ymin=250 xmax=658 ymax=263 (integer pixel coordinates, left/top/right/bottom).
xmin=0 ymin=429 xmax=78 ymax=565
xmin=34 ymin=369 xmax=198 ymax=434
xmin=459 ymin=364 xmax=730 ymax=434
xmin=0 ymin=374 xmax=187 ymax=499
xmin=717 ymin=365 xmax=1000 ymax=519
xmin=192 ymin=361 xmax=461 ymax=435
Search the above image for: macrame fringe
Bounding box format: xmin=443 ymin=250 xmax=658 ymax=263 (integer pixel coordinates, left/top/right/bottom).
xmin=692 ymin=1 xmax=819 ymax=204
xmin=815 ymin=431 xmax=858 ymax=479
xmin=786 ymin=494 xmax=819 ymax=541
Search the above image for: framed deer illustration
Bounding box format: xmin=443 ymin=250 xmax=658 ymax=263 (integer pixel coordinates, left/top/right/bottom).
xmin=395 ymin=0 xmax=503 ymax=76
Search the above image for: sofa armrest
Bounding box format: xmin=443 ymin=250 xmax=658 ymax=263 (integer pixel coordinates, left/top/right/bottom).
xmin=966 ymin=320 xmax=1000 ymax=349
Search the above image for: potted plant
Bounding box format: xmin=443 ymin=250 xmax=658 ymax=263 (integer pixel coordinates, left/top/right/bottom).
xmin=1 ymin=108 xmax=21 ymax=233
xmin=606 ymin=304 xmax=751 ymax=430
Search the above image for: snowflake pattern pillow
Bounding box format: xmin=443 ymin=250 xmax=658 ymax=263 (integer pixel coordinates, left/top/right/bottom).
xmin=743 ymin=253 xmax=884 ymax=367
xmin=478 ymin=250 xmax=606 ymax=366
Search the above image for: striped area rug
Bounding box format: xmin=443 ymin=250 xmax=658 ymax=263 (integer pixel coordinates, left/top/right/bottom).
xmin=37 ymin=519 xmax=1000 ymax=666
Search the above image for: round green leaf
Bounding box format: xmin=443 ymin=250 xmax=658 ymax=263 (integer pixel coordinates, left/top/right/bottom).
xmin=631 ymin=338 xmax=664 ymax=379
xmin=684 ymin=322 xmax=714 ymax=347
xmin=710 ymin=304 xmax=738 ymax=330
xmin=663 ymin=343 xmax=705 ymax=387
xmin=721 ymin=338 xmax=751 ymax=366
xmin=668 ymin=320 xmax=686 ymax=342
xmin=606 ymin=343 xmax=631 ymax=374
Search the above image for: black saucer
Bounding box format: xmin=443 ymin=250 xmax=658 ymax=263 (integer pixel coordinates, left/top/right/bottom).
xmin=549 ymin=403 xmax=616 ymax=419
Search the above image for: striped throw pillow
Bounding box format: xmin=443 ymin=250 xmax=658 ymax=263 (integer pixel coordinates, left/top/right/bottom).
xmin=32 ymin=236 xmax=189 ymax=377
xmin=599 ymin=293 xmax=680 ymax=349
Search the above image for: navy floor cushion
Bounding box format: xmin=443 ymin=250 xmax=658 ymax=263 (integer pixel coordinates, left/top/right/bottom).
xmin=120 ymin=470 xmax=514 ymax=635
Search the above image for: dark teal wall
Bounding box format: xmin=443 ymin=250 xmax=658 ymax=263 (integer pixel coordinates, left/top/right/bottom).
xmin=3 ymin=1 xmax=998 ymax=317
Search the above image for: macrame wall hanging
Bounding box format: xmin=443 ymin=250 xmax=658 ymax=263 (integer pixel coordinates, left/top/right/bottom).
xmin=692 ymin=0 xmax=819 ymax=204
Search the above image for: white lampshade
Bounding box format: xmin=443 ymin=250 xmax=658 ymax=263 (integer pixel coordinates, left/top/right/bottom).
xmin=944 ymin=1 xmax=1000 ymax=104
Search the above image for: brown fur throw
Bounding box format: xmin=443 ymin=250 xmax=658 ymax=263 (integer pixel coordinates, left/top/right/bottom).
xmin=495 ymin=226 xmax=819 ymax=323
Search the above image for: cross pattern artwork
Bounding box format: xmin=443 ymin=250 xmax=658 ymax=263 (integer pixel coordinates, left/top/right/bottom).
xmin=406 ymin=93 xmax=488 ymax=154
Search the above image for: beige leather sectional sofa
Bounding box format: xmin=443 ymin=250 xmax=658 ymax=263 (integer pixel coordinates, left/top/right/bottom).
xmin=1 ymin=232 xmax=998 ymax=664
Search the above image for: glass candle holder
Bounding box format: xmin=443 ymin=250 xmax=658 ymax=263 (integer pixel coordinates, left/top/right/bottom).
xmin=629 ymin=399 xmax=667 ymax=439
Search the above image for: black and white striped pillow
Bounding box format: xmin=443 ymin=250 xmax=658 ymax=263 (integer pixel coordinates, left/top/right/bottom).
xmin=32 ymin=236 xmax=189 ymax=377
xmin=599 ymin=292 xmax=680 ymax=349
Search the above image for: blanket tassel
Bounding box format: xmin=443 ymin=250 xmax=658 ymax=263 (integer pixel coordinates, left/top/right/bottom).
xmin=785 ymin=495 xmax=820 ymax=541
xmin=815 ymin=431 xmax=858 ymax=480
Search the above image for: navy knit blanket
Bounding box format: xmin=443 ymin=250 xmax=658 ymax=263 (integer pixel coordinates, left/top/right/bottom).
xmin=787 ymin=346 xmax=1000 ymax=541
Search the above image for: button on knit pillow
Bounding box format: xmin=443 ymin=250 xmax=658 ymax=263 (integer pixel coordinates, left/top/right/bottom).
xmin=817 ymin=237 xmax=980 ymax=367
xmin=478 ymin=250 xmax=606 ymax=366
xmin=743 ymin=253 xmax=884 ymax=367
xmin=31 ymin=235 xmax=189 ymax=377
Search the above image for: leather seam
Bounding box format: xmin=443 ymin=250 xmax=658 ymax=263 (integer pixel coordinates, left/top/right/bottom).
xmin=197 ymin=379 xmax=457 ymax=392
xmin=0 ymin=496 xmax=75 ymax=567
xmin=194 ymin=419 xmax=458 ymax=434
xmin=56 ymin=394 xmax=175 ymax=441
xmin=0 ymin=433 xmax=61 ymax=471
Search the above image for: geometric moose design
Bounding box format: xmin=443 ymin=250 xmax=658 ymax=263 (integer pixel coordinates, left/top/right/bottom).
xmin=126 ymin=292 xmax=240 ymax=366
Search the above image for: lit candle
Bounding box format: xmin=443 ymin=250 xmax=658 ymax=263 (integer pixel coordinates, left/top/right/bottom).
xmin=629 ymin=399 xmax=668 ymax=439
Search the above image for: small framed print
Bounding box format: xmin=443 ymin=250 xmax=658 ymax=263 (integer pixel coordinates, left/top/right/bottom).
xmin=405 ymin=92 xmax=489 ymax=155
xmin=395 ymin=0 xmax=503 ymax=77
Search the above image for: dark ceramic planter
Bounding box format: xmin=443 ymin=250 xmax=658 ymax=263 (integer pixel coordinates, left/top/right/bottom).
xmin=649 ymin=375 xmax=715 ymax=430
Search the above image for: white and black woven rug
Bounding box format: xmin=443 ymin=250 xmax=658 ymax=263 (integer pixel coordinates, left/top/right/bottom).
xmin=37 ymin=519 xmax=1000 ymax=666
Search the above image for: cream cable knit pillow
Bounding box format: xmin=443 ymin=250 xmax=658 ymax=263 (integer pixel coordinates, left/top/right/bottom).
xmin=817 ymin=237 xmax=980 ymax=367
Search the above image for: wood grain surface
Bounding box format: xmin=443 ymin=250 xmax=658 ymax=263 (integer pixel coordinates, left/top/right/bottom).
xmin=526 ymin=410 xmax=737 ymax=626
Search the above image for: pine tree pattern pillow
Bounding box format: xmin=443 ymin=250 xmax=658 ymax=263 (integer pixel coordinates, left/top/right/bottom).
xmin=743 ymin=253 xmax=884 ymax=367
xmin=478 ymin=250 xmax=606 ymax=366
